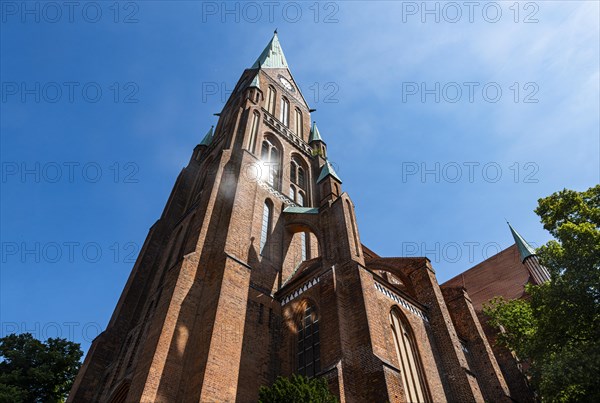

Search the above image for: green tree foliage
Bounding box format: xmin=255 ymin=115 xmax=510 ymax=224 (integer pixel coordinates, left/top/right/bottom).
xmin=258 ymin=374 xmax=338 ymax=403
xmin=0 ymin=333 xmax=82 ymax=403
xmin=484 ymin=185 xmax=600 ymax=402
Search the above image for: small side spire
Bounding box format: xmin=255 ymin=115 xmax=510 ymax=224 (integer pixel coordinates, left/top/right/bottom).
xmin=507 ymin=222 xmax=536 ymax=262
xmin=200 ymin=126 xmax=214 ymax=146
xmin=249 ymin=72 xmax=260 ymax=88
xmin=309 ymin=122 xmax=324 ymax=143
xmin=317 ymin=160 xmax=342 ymax=184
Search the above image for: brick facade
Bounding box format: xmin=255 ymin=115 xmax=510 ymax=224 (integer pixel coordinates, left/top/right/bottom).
xmin=443 ymin=245 xmax=538 ymax=402
xmin=68 ymin=34 xmax=533 ymax=403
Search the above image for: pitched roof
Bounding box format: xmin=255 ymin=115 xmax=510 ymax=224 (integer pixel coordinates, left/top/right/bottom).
xmin=281 ymin=257 xmax=322 ymax=287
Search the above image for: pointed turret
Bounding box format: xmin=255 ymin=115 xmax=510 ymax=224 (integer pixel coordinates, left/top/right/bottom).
xmin=507 ymin=222 xmax=536 ymax=263
xmin=309 ymin=122 xmax=327 ymax=159
xmin=317 ymin=160 xmax=342 ymax=184
xmin=191 ymin=126 xmax=215 ymax=163
xmin=507 ymin=222 xmax=550 ymax=284
xmin=200 ymin=126 xmax=214 ymax=147
xmin=317 ymin=160 xmax=342 ymax=206
xmin=309 ymin=122 xmax=323 ymax=143
xmin=249 ymin=72 xmax=260 ymax=88
xmin=251 ymin=31 xmax=288 ymax=69
xmin=244 ymin=71 xmax=263 ymax=104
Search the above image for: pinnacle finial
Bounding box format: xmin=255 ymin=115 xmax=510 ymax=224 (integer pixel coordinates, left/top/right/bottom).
xmin=507 ymin=222 xmax=536 ymax=263
xmin=309 ymin=121 xmax=324 ymax=143
xmin=200 ymin=126 xmax=214 ymax=146
xmin=274 ymin=28 xmax=278 ymax=34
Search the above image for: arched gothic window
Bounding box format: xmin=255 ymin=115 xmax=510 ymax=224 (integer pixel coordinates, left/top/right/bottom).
xmin=280 ymin=97 xmax=290 ymax=127
xmin=260 ymin=200 xmax=272 ymax=254
xmin=296 ymin=191 xmax=304 ymax=207
xmin=261 ymin=138 xmax=280 ymax=188
xmin=298 ymin=304 xmax=320 ymax=378
xmin=266 ymin=86 xmax=276 ymax=114
xmin=390 ymin=308 xmax=429 ymax=403
xmin=248 ymin=111 xmax=260 ymax=153
xmin=290 ymin=157 xmax=306 ymax=206
xmin=294 ymin=108 xmax=303 ymax=139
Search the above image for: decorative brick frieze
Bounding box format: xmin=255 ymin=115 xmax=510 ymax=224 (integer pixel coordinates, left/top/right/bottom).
xmin=374 ymin=281 xmax=429 ymax=322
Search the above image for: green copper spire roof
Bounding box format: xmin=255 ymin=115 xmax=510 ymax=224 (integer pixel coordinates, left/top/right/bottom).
xmin=309 ymin=122 xmax=323 ymax=143
xmin=508 ymin=222 xmax=536 ymax=262
xmin=283 ymin=206 xmax=319 ymax=214
xmin=251 ymin=31 xmax=289 ymax=69
xmin=317 ymin=160 xmax=342 ymax=184
xmin=200 ymin=126 xmax=214 ymax=146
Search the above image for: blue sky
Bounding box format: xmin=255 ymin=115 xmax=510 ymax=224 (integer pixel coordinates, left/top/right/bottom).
xmin=1 ymin=1 xmax=598 ymax=354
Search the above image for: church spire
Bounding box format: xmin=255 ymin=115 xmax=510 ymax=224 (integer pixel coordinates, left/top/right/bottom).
xmin=507 ymin=222 xmax=551 ymax=284
xmin=251 ymin=31 xmax=289 ymax=69
xmin=507 ymin=222 xmax=536 ymax=263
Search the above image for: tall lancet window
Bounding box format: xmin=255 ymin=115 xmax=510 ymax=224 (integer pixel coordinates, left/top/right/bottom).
xmin=294 ymin=108 xmax=303 ymax=139
xmin=260 ymin=201 xmax=272 ymax=254
xmin=290 ymin=157 xmax=306 ymax=206
xmin=297 ymin=304 xmax=320 ymax=378
xmin=390 ymin=309 xmax=429 ymax=403
xmin=266 ymin=86 xmax=276 ymax=114
xmin=280 ymin=97 xmax=290 ymax=127
xmin=261 ymin=138 xmax=280 ymax=189
xmin=248 ymin=111 xmax=260 ymax=154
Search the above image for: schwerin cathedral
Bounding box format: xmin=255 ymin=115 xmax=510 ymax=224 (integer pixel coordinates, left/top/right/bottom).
xmin=68 ymin=33 xmax=550 ymax=403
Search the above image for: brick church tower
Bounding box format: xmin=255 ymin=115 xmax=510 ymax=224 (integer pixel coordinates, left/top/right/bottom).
xmin=69 ymin=33 xmax=529 ymax=402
